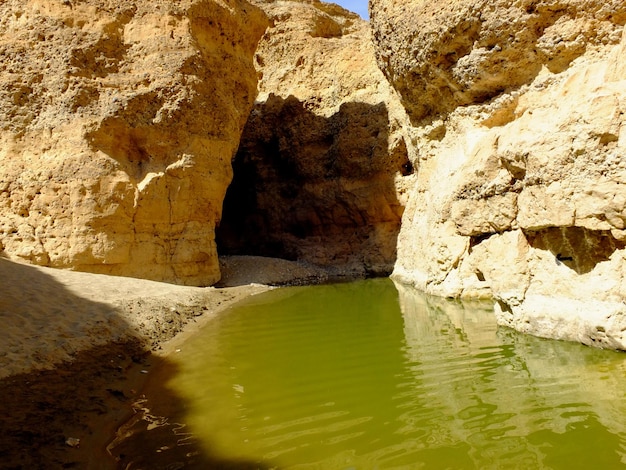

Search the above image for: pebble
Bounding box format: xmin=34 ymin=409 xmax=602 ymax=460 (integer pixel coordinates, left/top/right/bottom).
xmin=65 ymin=437 xmax=80 ymax=448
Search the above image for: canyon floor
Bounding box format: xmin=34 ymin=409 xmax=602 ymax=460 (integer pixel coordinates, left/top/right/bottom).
xmin=0 ymin=255 xmax=334 ymax=469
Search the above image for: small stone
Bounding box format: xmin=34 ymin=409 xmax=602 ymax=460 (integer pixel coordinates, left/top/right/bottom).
xmin=65 ymin=437 xmax=80 ymax=448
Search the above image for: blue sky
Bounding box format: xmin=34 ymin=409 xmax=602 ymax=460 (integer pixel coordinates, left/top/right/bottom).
xmin=333 ymin=0 xmax=368 ymax=19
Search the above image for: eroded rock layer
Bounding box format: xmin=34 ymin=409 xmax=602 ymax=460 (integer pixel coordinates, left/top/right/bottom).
xmin=371 ymin=0 xmax=626 ymax=348
xmin=217 ymin=0 xmax=412 ymax=276
xmin=0 ymin=0 xmax=267 ymax=285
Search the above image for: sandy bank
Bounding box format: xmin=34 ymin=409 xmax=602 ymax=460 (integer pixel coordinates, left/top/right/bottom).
xmin=0 ymin=254 xmax=334 ymax=468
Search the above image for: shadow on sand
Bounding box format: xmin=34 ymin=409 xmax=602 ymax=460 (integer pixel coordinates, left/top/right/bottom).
xmin=0 ymin=258 xmax=272 ymax=469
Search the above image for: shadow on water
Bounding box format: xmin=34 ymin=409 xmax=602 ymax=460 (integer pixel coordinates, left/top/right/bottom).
xmin=11 ymin=262 xmax=626 ymax=469
xmin=108 ymin=357 xmax=273 ymax=470
xmin=0 ymin=258 xmax=271 ymax=469
xmin=217 ymin=94 xmax=410 ymax=276
xmin=110 ymin=279 xmax=405 ymax=469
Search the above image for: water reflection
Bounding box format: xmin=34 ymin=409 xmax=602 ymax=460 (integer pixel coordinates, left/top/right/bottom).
xmin=116 ymin=279 xmax=626 ymax=469
xmin=395 ymin=282 xmax=626 ymax=469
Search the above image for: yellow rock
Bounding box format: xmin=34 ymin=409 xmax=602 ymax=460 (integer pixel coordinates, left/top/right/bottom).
xmin=0 ymin=0 xmax=268 ymax=285
xmin=373 ymin=0 xmax=626 ymax=347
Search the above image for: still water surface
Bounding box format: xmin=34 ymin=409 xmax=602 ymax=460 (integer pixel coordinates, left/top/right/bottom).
xmin=120 ymin=279 xmax=626 ymax=469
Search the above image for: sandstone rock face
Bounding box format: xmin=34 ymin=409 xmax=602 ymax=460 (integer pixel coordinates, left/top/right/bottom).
xmin=371 ymin=0 xmax=626 ymax=123
xmin=0 ymin=0 xmax=267 ymax=285
xmin=217 ymin=0 xmax=413 ymax=276
xmin=371 ymin=0 xmax=626 ymax=348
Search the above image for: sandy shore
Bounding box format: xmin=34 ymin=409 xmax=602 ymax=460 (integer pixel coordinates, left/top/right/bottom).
xmin=0 ymin=255 xmax=334 ymax=469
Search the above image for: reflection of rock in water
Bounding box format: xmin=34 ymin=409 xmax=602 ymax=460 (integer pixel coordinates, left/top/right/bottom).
xmin=396 ymin=280 xmax=498 ymax=353
xmin=394 ymin=281 xmax=626 ymax=468
xmin=115 ymin=281 xmax=626 ymax=468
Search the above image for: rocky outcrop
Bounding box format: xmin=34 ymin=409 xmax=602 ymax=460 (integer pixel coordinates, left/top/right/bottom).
xmin=371 ymin=0 xmax=626 ymax=123
xmin=217 ymin=0 xmax=412 ymax=276
xmin=0 ymin=0 xmax=267 ymax=285
xmin=371 ymin=0 xmax=626 ymax=348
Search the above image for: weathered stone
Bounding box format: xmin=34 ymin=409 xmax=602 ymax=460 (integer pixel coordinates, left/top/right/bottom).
xmin=371 ymin=0 xmax=626 ymax=123
xmin=372 ymin=0 xmax=626 ymax=348
xmin=0 ymin=0 xmax=267 ymax=285
xmin=217 ymin=0 xmax=413 ymax=276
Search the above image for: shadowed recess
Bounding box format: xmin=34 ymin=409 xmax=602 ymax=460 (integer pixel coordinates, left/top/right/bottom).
xmin=217 ymin=94 xmax=407 ymax=276
xmin=525 ymin=226 xmax=625 ymax=274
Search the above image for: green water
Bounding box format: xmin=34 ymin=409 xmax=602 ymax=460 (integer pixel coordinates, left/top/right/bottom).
xmin=122 ymin=279 xmax=626 ymax=469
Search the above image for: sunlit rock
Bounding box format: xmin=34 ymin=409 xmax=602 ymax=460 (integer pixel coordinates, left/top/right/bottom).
xmin=371 ymin=0 xmax=626 ymax=347
xmin=0 ymin=0 xmax=267 ymax=285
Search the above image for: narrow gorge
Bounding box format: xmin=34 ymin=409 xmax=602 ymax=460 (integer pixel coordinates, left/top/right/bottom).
xmin=1 ymin=0 xmax=626 ymax=349
xmin=217 ymin=0 xmax=411 ymax=277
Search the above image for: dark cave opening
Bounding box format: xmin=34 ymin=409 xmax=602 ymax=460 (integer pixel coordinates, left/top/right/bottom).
xmin=217 ymin=94 xmax=409 ymax=277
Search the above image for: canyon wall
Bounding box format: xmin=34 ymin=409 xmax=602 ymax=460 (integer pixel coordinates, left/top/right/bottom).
xmin=0 ymin=0 xmax=267 ymax=285
xmin=371 ymin=0 xmax=626 ymax=348
xmin=3 ymin=0 xmax=625 ymax=353
xmin=217 ymin=0 xmax=413 ymax=276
